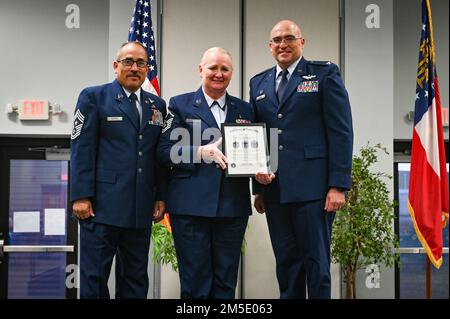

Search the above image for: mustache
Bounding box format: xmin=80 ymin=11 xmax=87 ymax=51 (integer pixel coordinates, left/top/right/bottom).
xmin=126 ymin=72 xmax=141 ymax=78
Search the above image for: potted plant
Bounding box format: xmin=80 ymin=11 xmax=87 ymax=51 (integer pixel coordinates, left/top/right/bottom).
xmin=152 ymin=213 xmax=178 ymax=272
xmin=331 ymin=143 xmax=399 ymax=299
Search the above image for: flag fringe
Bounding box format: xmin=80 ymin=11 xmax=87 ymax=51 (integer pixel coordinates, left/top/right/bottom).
xmin=425 ymin=0 xmax=436 ymax=61
xmin=407 ymin=200 xmax=443 ymax=269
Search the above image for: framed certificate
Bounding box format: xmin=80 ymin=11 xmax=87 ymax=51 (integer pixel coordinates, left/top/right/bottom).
xmin=221 ymin=123 xmax=269 ymax=177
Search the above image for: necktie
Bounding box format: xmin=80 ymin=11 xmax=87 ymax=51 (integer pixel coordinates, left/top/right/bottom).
xmin=277 ymin=69 xmax=289 ymax=103
xmin=213 ymin=101 xmax=226 ymax=111
xmin=129 ymin=93 xmax=140 ymax=128
xmin=211 ymin=101 xmax=226 ymax=125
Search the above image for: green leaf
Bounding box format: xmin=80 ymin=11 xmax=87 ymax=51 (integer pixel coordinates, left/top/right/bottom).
xmin=331 ymin=143 xmax=399 ymax=297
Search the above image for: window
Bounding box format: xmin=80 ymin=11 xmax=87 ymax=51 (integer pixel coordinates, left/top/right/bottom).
xmin=395 ymin=162 xmax=449 ymax=299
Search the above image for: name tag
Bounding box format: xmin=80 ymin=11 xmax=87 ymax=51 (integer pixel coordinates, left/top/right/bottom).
xmin=186 ymin=118 xmax=201 ymax=124
xmin=236 ymin=119 xmax=251 ymax=124
xmin=107 ymin=116 xmax=123 ymax=121
xmin=256 ymin=94 xmax=266 ymax=101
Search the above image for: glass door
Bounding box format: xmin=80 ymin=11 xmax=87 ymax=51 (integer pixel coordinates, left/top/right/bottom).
xmin=394 ymin=161 xmax=449 ymax=298
xmin=0 ymin=138 xmax=77 ymax=299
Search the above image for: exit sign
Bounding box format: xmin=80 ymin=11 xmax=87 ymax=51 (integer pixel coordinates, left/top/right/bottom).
xmin=18 ymin=100 xmax=49 ymax=120
xmin=442 ymin=107 xmax=449 ymax=127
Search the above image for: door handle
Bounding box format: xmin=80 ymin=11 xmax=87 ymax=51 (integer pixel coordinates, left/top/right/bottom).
xmin=2 ymin=245 xmax=74 ymax=253
xmin=0 ymin=232 xmax=74 ymax=258
xmin=397 ymin=247 xmax=449 ymax=254
xmin=0 ymin=238 xmax=4 ymax=264
xmin=0 ymin=236 xmax=74 ymax=264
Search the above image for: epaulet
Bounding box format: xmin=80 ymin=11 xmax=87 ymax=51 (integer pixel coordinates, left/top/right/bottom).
xmin=308 ymin=60 xmax=334 ymax=66
xmin=251 ymin=67 xmax=273 ymax=79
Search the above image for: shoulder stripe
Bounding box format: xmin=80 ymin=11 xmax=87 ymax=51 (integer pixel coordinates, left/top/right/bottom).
xmin=250 ymin=66 xmax=273 ymax=80
xmin=308 ymin=60 xmax=334 ymax=66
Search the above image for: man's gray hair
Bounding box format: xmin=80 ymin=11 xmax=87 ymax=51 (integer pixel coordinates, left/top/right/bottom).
xmin=116 ymin=41 xmax=148 ymax=60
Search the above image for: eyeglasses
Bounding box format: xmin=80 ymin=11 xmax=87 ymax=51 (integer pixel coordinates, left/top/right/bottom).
xmin=270 ymin=36 xmax=303 ymax=45
xmin=117 ymin=58 xmax=148 ymax=68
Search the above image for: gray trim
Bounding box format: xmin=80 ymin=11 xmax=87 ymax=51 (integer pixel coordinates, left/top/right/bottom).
xmin=398 ymin=247 xmax=449 ymax=254
xmin=157 ymin=0 xmax=163 ymax=97
xmin=338 ymin=0 xmax=345 ymax=299
xmin=239 ymin=0 xmax=246 ymax=299
xmin=239 ymin=0 xmax=245 ymax=100
xmin=339 ymin=0 xmax=345 ymax=78
xmin=2 ymin=245 xmax=74 ymax=253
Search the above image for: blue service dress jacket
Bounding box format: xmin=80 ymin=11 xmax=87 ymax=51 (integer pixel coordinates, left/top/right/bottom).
xmin=157 ymin=88 xmax=254 ymax=218
xmin=70 ymin=79 xmax=167 ymax=228
xmin=249 ymin=58 xmax=353 ymax=203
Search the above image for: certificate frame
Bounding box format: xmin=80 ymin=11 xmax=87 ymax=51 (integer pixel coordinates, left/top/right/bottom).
xmin=221 ymin=123 xmax=269 ymax=177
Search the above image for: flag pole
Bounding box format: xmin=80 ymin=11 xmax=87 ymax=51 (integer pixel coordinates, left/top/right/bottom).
xmin=425 ymin=255 xmax=431 ymax=299
xmin=409 ymin=0 xmax=448 ymax=299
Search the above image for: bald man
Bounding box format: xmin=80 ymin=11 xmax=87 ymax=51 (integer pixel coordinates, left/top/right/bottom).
xmin=250 ymin=20 xmax=353 ymax=299
xmin=157 ymin=47 xmax=254 ymax=298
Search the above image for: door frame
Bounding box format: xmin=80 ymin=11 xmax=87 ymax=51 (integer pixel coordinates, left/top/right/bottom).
xmin=0 ymin=137 xmax=77 ymax=299
xmin=393 ymin=140 xmax=449 ymax=299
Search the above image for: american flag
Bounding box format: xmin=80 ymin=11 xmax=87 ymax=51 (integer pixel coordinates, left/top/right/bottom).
xmin=128 ymin=0 xmax=160 ymax=96
xmin=407 ymin=0 xmax=448 ymax=269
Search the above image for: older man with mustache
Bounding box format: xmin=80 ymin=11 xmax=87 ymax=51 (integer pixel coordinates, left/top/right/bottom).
xmin=70 ymin=41 xmax=167 ymax=298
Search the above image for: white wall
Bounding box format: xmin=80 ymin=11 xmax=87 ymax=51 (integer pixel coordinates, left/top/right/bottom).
xmin=160 ymin=0 xmax=241 ymax=102
xmin=108 ymin=0 xmax=135 ymax=82
xmin=0 ymin=0 xmax=109 ymax=137
xmin=345 ymin=0 xmax=395 ymax=298
xmin=394 ymin=0 xmax=449 ymax=140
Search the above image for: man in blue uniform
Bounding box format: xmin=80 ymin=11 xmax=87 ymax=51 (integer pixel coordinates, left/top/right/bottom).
xmin=157 ymin=47 xmax=253 ymax=298
xmin=250 ymin=20 xmax=353 ymax=299
xmin=70 ymin=42 xmax=167 ymax=298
